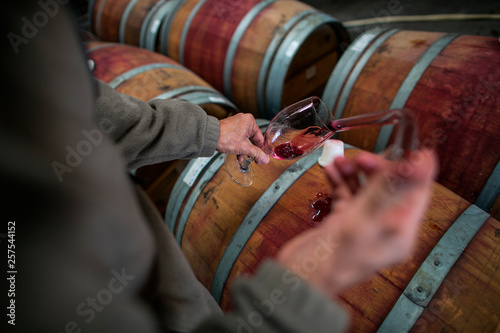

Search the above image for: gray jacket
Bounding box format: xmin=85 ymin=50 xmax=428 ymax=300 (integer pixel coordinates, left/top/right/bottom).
xmin=2 ymin=1 xmax=347 ymax=332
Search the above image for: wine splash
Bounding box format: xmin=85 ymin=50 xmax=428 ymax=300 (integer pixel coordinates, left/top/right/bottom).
xmin=311 ymin=192 xmax=333 ymax=222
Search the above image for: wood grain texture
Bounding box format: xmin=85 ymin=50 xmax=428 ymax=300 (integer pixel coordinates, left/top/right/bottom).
xmin=230 ymin=0 xmax=309 ymax=115
xmin=172 ymin=147 xmax=500 ymax=332
xmin=86 ymin=41 xmax=232 ymax=114
xmin=326 ymin=31 xmax=500 ymax=217
xmin=124 ymin=0 xmax=161 ymax=45
xmin=166 ymin=0 xmax=347 ymax=117
xmin=182 ymin=0 xmax=260 ymax=92
xmin=89 ymin=0 xmax=161 ymax=44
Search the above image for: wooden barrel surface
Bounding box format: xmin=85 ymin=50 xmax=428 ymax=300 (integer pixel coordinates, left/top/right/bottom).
xmin=156 ymin=0 xmax=349 ymax=118
xmin=88 ymin=0 xmax=169 ymax=47
xmin=85 ymin=40 xmax=237 ymax=212
xmin=321 ymin=28 xmax=500 ymax=219
xmin=85 ymin=40 xmax=237 ymax=118
xmin=165 ymin=136 xmax=500 ymax=332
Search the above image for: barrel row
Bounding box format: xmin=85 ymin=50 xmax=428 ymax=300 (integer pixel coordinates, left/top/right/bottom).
xmin=321 ymin=28 xmax=500 ymax=217
xmin=88 ymin=0 xmax=350 ymax=118
xmin=87 ymin=1 xmax=499 ymax=216
xmin=165 ymin=141 xmax=500 ymax=332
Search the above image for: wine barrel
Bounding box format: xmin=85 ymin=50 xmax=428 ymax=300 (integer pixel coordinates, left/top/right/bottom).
xmin=165 ymin=139 xmax=500 ymax=332
xmin=85 ymin=41 xmax=237 ymax=213
xmin=157 ymin=0 xmax=349 ymax=118
xmin=85 ymin=40 xmax=237 ymax=118
xmin=322 ymin=28 xmax=500 ymax=218
xmin=88 ymin=0 xmax=170 ymax=47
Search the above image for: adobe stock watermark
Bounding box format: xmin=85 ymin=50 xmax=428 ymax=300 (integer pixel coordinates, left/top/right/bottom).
xmin=411 ymin=274 xmax=469 ymax=332
xmin=383 ymin=71 xmax=499 ymax=194
xmin=339 ymin=0 xmax=412 ymax=51
xmin=51 ymin=119 xmax=115 ymax=183
xmin=235 ymin=234 xmax=340 ymax=333
xmin=7 ymin=0 xmax=71 ymax=54
xmin=50 ymin=267 xmax=135 ymax=333
xmin=213 ymin=0 xmax=247 ymax=24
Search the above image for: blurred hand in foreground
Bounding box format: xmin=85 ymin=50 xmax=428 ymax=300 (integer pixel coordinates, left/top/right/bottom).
xmin=277 ymin=149 xmax=438 ymax=296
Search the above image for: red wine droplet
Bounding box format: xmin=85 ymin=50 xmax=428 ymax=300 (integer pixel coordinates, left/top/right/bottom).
xmin=311 ymin=192 xmax=333 ymax=222
xmin=273 ymin=142 xmax=304 ymax=159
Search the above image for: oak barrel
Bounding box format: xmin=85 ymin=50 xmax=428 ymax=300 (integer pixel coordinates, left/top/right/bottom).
xmin=165 ymin=138 xmax=500 ymax=332
xmin=88 ymin=0 xmax=176 ymax=47
xmin=321 ymin=28 xmax=500 ymax=218
xmin=85 ymin=41 xmax=237 ymax=212
xmin=85 ymin=40 xmax=237 ymax=119
xmin=156 ymin=0 xmax=349 ymax=118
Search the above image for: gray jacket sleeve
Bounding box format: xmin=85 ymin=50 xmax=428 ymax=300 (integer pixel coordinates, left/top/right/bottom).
xmin=93 ymin=79 xmax=220 ymax=170
xmin=194 ymin=260 xmax=349 ymax=333
xmin=4 ymin=1 xmax=349 ymax=332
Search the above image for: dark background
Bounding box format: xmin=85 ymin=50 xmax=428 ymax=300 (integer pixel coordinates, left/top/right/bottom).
xmin=76 ymin=0 xmax=500 ymax=39
xmin=301 ymin=0 xmax=499 ymax=40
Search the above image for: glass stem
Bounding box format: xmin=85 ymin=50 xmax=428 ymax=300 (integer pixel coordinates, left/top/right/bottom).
xmin=330 ymin=109 xmax=418 ymax=160
xmin=239 ymin=156 xmax=255 ymax=172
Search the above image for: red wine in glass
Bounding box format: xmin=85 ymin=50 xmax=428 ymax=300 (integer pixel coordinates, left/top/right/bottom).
xmin=224 ymin=96 xmax=418 ymax=186
xmin=270 ymin=126 xmax=333 ymax=159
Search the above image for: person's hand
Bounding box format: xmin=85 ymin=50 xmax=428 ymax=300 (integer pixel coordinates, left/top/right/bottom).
xmin=276 ymin=149 xmax=438 ymax=297
xmin=216 ymin=113 xmax=269 ymax=165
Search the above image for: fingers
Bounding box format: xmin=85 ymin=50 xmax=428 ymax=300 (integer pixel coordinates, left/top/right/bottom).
xmin=324 ymin=152 xmax=384 ymax=198
xmin=359 ymin=149 xmax=438 ymax=229
xmin=353 ymin=152 xmax=384 ymax=175
xmin=217 ymin=114 xmax=269 ymax=164
xmin=247 ymin=118 xmax=265 ymax=149
xmin=323 ymin=162 xmax=353 ymax=203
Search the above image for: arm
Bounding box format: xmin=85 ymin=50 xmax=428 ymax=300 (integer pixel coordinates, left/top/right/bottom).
xmin=193 ymin=261 xmax=348 ymax=333
xmin=93 ymin=80 xmax=270 ymax=170
xmin=93 ymin=79 xmax=220 ymax=170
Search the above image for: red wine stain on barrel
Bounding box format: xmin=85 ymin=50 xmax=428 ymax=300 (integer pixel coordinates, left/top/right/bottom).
xmin=310 ymin=192 xmax=333 ymax=222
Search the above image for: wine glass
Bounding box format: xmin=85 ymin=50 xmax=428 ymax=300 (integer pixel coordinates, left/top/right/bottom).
xmin=225 ymin=96 xmax=418 ymax=186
